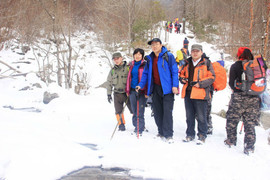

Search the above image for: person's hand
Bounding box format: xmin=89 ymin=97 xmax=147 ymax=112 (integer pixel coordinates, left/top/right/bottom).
xmin=172 ymin=87 xmax=178 ymax=94
xmin=194 ymin=83 xmax=200 ymax=88
xmin=107 ymin=95 xmax=112 ymax=103
xmin=135 ymin=86 xmax=141 ymax=92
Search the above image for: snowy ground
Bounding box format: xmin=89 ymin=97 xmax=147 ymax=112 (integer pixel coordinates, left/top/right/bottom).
xmin=0 ymin=28 xmax=270 ymax=180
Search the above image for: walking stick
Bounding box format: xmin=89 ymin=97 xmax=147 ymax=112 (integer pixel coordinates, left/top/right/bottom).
xmin=110 ymin=98 xmax=129 ymax=140
xmin=239 ymin=122 xmax=244 ymax=134
xmin=136 ymin=91 xmax=140 ymax=139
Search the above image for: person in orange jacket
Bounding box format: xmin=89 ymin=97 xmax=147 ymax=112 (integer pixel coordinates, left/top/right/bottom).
xmin=179 ymin=44 xmax=215 ymax=144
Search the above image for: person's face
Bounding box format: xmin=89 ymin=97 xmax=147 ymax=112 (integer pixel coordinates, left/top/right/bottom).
xmin=191 ymin=49 xmax=203 ymax=61
xmin=134 ymin=52 xmax=143 ymax=62
xmin=151 ymin=42 xmax=162 ymax=54
xmin=113 ymin=57 xmax=123 ymax=65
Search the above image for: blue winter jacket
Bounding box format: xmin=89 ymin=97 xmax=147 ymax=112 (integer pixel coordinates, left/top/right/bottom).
xmin=138 ymin=46 xmax=179 ymax=96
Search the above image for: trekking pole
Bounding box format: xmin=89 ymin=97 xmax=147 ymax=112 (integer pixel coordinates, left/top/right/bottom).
xmin=239 ymin=122 xmax=244 ymax=134
xmin=110 ymin=98 xmax=129 ymax=140
xmin=136 ymin=90 xmax=140 ymax=139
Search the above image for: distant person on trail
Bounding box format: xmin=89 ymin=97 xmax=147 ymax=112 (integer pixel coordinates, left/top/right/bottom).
xmin=175 ymin=46 xmax=189 ymax=67
xmin=179 ymin=44 xmax=215 ymax=145
xmin=224 ymin=47 xmax=261 ymax=155
xmin=126 ymin=48 xmax=148 ymax=135
xmin=165 ymin=21 xmax=169 ymax=32
xmin=183 ymin=37 xmax=189 ymax=50
xmin=136 ymin=38 xmax=179 ymax=143
xmin=175 ymin=23 xmax=181 ymax=34
xmin=106 ymin=52 xmax=132 ymax=131
xmin=169 ymin=22 xmax=173 ymax=33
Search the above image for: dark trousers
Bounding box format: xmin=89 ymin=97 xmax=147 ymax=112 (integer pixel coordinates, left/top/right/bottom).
xmin=207 ymin=95 xmax=213 ymax=130
xmin=152 ymin=84 xmax=174 ymax=138
xmin=184 ymin=91 xmax=208 ymax=138
xmin=113 ymin=92 xmax=132 ymax=115
xmin=129 ymin=90 xmax=147 ymax=133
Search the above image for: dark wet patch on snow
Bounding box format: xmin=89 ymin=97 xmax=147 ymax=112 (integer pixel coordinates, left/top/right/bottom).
xmin=59 ymin=166 xmax=145 ymax=180
xmin=79 ymin=143 xmax=99 ymax=151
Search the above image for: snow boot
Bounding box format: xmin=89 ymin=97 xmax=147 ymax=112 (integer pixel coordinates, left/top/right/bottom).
xmin=244 ymin=144 xmax=254 ymax=155
xmin=224 ymin=139 xmax=236 ymax=148
xmin=183 ymin=136 xmax=195 ymax=142
xmin=196 ymin=135 xmax=206 ymax=145
xmin=207 ymin=128 xmax=213 ymax=135
xmin=118 ymin=123 xmax=126 ymax=131
xmin=116 ymin=114 xmax=126 ymax=131
xmin=166 ymin=137 xmax=174 ymax=144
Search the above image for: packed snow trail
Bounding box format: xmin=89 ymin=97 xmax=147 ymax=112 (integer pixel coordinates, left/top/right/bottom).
xmin=0 ymin=29 xmax=270 ymax=180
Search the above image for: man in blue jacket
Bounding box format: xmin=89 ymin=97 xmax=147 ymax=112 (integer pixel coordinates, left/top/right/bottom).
xmin=136 ymin=38 xmax=179 ymax=143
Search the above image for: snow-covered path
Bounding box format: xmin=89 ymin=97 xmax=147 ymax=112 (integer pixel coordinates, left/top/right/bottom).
xmin=0 ymin=29 xmax=270 ymax=180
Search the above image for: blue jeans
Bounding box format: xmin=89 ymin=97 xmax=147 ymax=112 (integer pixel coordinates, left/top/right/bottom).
xmin=184 ymin=92 xmax=208 ymax=138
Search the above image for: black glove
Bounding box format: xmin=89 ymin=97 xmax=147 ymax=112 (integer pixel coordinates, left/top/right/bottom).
xmin=190 ymin=81 xmax=198 ymax=86
xmin=144 ymin=56 xmax=150 ymax=61
xmin=107 ymin=95 xmax=112 ymax=103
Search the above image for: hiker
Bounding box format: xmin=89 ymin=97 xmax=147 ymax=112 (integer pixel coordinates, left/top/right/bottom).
xmin=203 ymin=53 xmax=214 ymax=135
xmin=165 ymin=21 xmax=168 ymax=32
xmin=179 ymin=44 xmax=215 ymax=144
xmin=169 ymin=22 xmax=173 ymax=33
xmin=183 ymin=38 xmax=189 ymax=50
xmin=136 ymin=38 xmax=179 ymax=143
xmin=175 ymin=23 xmax=181 ymax=34
xmin=175 ymin=46 xmax=189 ymax=67
xmin=106 ymin=52 xmax=132 ymax=131
xmin=126 ymin=48 xmax=147 ymax=135
xmin=224 ymin=47 xmax=261 ymax=155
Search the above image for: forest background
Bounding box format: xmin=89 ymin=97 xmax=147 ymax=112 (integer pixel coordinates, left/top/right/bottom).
xmin=0 ymin=0 xmax=269 ymax=91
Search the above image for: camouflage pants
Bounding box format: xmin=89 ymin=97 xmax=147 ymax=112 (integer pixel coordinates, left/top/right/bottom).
xmin=226 ymin=92 xmax=260 ymax=150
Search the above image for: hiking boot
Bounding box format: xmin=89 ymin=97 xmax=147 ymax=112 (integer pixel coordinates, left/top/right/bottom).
xmin=196 ymin=135 xmax=206 ymax=145
xmin=166 ymin=137 xmax=174 ymax=144
xmin=183 ymin=136 xmax=195 ymax=142
xmin=207 ymin=128 xmax=213 ymax=135
xmin=224 ymin=139 xmax=236 ymax=148
xmin=156 ymin=133 xmax=165 ymax=140
xmin=118 ymin=124 xmax=126 ymax=131
xmin=244 ymin=148 xmax=254 ymax=155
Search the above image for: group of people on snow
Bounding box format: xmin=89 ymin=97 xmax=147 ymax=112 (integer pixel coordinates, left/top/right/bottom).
xmin=106 ymin=37 xmax=267 ymax=155
xmin=166 ymin=18 xmax=182 ymax=34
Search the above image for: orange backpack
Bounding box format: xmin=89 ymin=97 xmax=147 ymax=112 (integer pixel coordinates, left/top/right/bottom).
xmin=211 ymin=62 xmax=227 ymax=91
xmin=238 ymin=55 xmax=267 ymax=95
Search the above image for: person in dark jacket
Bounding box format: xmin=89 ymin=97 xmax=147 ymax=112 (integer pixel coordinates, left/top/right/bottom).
xmin=126 ymin=48 xmax=147 ymax=135
xmin=183 ymin=37 xmax=189 ymax=51
xmin=136 ymin=38 xmax=179 ymax=143
xmin=225 ymin=47 xmax=261 ymax=155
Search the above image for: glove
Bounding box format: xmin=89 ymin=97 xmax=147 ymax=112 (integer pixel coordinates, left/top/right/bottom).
xmin=107 ymin=95 xmax=112 ymax=103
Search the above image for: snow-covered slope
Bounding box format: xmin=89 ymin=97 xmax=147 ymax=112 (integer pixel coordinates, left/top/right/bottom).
xmin=0 ymin=29 xmax=269 ymax=180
